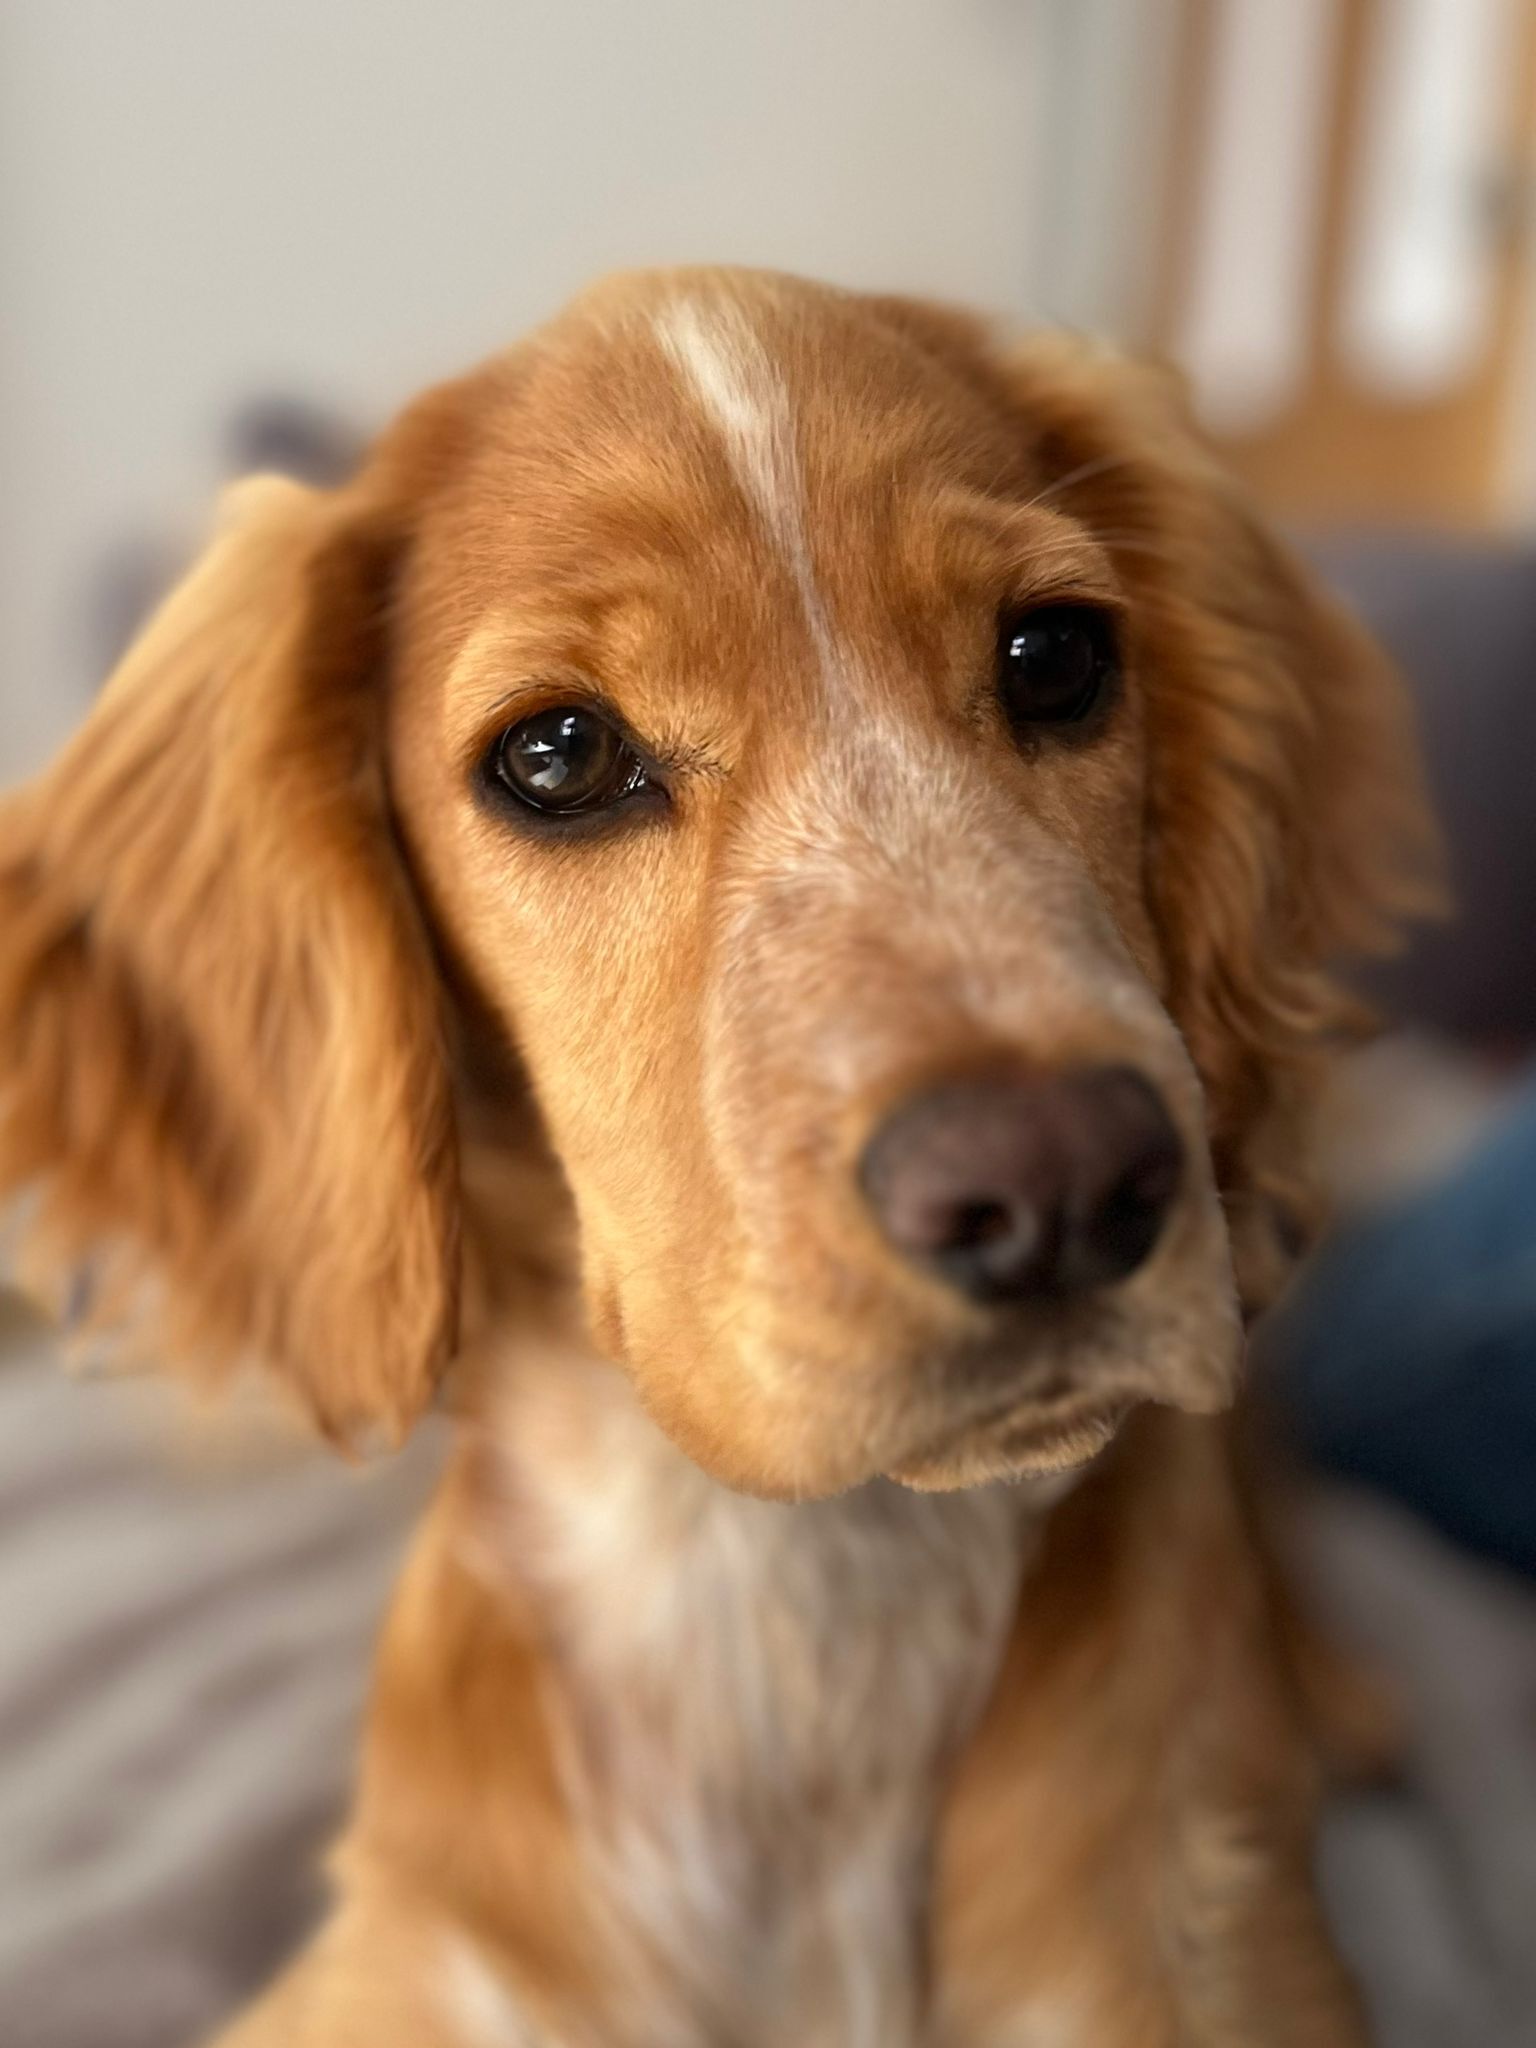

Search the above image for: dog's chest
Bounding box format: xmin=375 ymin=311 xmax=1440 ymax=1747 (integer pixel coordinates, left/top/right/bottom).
xmin=511 ymin=1403 xmax=1033 ymax=2047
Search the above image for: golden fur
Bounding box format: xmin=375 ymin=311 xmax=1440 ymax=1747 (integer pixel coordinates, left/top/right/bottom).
xmin=0 ymin=269 xmax=1433 ymax=2045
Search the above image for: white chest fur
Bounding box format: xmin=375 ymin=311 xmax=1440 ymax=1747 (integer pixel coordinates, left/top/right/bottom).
xmin=482 ymin=1358 xmax=1044 ymax=2048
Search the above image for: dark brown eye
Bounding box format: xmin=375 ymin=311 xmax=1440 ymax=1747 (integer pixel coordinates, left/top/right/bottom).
xmin=490 ymin=706 xmax=646 ymax=814
xmin=998 ymin=605 xmax=1118 ymax=727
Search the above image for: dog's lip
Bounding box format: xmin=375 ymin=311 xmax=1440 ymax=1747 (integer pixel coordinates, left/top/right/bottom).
xmin=889 ymin=1371 xmax=1135 ymax=1483
xmin=887 ymin=1403 xmax=1128 ymax=1491
xmin=986 ymin=1396 xmax=1132 ymax=1463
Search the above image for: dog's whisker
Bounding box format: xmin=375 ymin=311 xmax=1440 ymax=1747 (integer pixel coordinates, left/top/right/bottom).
xmin=1023 ymin=452 xmax=1143 ymax=510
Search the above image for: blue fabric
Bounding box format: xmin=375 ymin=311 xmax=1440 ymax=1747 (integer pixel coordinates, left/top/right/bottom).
xmin=1272 ymin=1073 xmax=1536 ymax=1578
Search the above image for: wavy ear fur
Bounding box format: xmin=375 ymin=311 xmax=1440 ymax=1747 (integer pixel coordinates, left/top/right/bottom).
xmin=998 ymin=337 xmax=1442 ymax=1305
xmin=0 ymin=474 xmax=459 ymax=1439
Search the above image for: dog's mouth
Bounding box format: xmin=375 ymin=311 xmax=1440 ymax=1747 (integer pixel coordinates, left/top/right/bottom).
xmin=877 ymin=1280 xmax=1239 ymax=1492
xmin=887 ymin=1379 xmax=1135 ymax=1491
xmin=624 ymin=1183 xmax=1240 ymax=1500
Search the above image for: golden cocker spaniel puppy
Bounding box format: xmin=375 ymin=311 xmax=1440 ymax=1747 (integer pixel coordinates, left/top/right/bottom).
xmin=0 ymin=269 xmax=1433 ymax=2046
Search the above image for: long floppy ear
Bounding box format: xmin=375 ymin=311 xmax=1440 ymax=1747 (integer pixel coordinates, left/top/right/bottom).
xmin=0 ymin=474 xmax=459 ymax=1440
xmin=999 ymin=338 xmax=1442 ymax=1307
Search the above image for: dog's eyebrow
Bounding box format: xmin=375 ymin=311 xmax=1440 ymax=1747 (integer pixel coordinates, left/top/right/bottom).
xmin=441 ymin=601 xmax=745 ymax=781
xmin=908 ymin=490 xmax=1124 ymax=608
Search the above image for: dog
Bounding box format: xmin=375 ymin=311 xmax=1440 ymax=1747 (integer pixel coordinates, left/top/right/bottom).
xmin=0 ymin=268 xmax=1433 ymax=2045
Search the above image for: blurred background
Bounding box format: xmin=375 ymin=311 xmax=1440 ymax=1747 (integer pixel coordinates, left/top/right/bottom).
xmin=3 ymin=4 xmax=1535 ymax=2045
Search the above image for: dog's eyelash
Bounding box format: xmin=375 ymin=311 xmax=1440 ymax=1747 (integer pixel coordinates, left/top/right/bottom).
xmin=470 ymin=693 xmax=726 ymax=787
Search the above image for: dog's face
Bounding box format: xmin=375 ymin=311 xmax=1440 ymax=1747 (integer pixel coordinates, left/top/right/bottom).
xmin=0 ymin=270 xmax=1432 ymax=1497
xmin=390 ymin=277 xmax=1241 ymax=1495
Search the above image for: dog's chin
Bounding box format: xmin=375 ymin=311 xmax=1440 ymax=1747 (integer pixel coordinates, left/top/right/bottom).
xmin=888 ymin=1396 xmax=1133 ymax=1493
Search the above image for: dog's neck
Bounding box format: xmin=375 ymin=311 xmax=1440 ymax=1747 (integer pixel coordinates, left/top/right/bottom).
xmin=462 ymin=1340 xmax=1057 ymax=2048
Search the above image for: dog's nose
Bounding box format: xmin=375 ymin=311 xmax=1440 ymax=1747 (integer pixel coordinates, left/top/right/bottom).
xmin=859 ymin=1065 xmax=1184 ymax=1304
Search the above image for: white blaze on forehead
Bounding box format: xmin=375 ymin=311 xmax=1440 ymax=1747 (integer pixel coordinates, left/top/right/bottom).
xmin=653 ymin=295 xmax=836 ymax=665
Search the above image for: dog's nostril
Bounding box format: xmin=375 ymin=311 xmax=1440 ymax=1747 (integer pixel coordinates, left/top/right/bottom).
xmin=951 ymin=1200 xmax=1013 ymax=1247
xmin=859 ymin=1064 xmax=1184 ymax=1306
xmin=1058 ymin=1116 xmax=1184 ymax=1294
xmin=929 ymin=1193 xmax=1044 ymax=1300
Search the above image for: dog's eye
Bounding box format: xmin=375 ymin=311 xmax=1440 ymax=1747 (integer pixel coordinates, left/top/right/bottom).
xmin=997 ymin=605 xmax=1119 ymax=727
xmin=491 ymin=706 xmax=646 ymax=814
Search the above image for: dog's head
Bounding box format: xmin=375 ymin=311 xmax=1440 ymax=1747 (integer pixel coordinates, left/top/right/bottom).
xmin=0 ymin=271 xmax=1433 ymax=1496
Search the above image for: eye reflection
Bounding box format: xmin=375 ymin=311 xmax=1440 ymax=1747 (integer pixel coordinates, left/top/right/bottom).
xmin=490 ymin=706 xmax=648 ymax=815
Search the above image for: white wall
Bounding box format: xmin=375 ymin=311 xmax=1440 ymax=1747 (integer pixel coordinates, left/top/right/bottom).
xmin=0 ymin=0 xmax=1049 ymax=777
